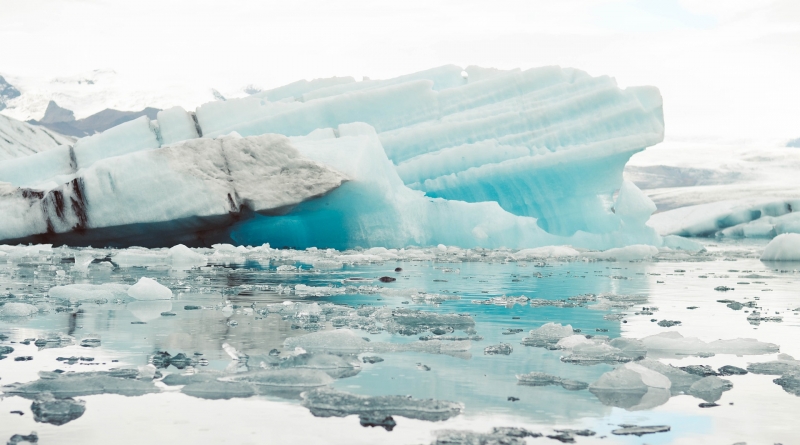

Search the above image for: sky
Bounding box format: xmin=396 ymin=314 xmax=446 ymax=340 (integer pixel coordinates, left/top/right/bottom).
xmin=1 ymin=0 xmax=798 ymax=143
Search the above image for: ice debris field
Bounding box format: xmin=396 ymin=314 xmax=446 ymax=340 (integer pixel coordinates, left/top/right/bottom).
xmin=1 ymin=65 xmax=800 ymax=445
xmin=1 ymin=240 xmax=800 ymax=444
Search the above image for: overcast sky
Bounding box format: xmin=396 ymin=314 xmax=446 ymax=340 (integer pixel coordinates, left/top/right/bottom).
xmin=1 ymin=0 xmax=798 ymax=142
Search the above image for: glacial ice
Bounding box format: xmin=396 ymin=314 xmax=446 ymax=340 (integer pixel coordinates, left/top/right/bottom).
xmin=649 ymin=198 xmax=800 ymax=239
xmin=760 ymin=233 xmax=800 ymax=261
xmin=0 ymin=65 xmax=667 ymax=250
xmin=0 ymin=134 xmax=346 ymax=246
xmin=0 ymin=113 xmax=73 ymax=160
xmin=30 ymin=395 xmax=86 ymax=425
xmin=126 ymin=277 xmax=172 ymax=300
xmin=640 ymin=332 xmax=779 ymax=357
xmin=301 ymin=387 xmax=463 ymax=422
xmin=0 ymin=302 xmax=39 ymax=317
xmin=4 ymin=370 xmax=158 ymax=399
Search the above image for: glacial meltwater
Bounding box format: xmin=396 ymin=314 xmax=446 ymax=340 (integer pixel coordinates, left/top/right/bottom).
xmin=1 ymin=241 xmax=799 ymax=444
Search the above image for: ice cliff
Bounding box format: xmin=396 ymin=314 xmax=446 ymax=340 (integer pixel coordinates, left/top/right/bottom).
xmin=0 ymin=65 xmax=665 ymax=249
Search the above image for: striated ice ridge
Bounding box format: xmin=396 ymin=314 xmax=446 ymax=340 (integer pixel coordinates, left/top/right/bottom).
xmin=0 ymin=65 xmax=666 ymax=250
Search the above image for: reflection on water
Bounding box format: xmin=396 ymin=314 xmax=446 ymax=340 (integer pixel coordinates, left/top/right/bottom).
xmin=1 ymin=241 xmax=799 ymax=444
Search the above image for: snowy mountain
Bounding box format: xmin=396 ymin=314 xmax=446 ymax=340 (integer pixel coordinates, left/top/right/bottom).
xmin=0 ymin=76 xmax=21 ymax=111
xmin=29 ymin=100 xmax=160 ymax=137
xmin=0 ymin=113 xmax=73 ymax=161
xmin=0 ymin=69 xmax=239 ymax=123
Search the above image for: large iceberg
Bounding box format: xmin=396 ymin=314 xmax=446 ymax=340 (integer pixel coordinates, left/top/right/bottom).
xmin=0 ymin=65 xmax=665 ymax=249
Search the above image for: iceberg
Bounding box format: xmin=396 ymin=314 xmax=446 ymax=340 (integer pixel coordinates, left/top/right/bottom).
xmin=0 ymin=65 xmax=666 ymax=249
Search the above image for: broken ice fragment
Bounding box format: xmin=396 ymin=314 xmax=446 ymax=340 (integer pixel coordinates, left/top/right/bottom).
xmin=31 ymin=395 xmax=86 ymax=425
xmin=359 ymin=414 xmax=396 ymax=431
xmin=433 ymin=427 xmax=540 ymax=445
xmin=0 ymin=303 xmax=38 ymax=317
xmin=611 ymin=425 xmax=670 ymax=436
xmin=302 ymin=388 xmax=462 ymax=422
xmin=4 ymin=370 xmax=158 ymax=398
xmin=483 ymin=343 xmax=512 ymax=355
xmin=516 ymin=372 xmax=588 ymax=391
xmin=127 ymin=277 xmax=172 ymax=300
xmin=362 ymin=356 xmax=384 ymax=364
xmin=687 ymin=376 xmax=732 ymax=402
xmin=79 ymin=336 xmax=101 ymax=348
xmin=718 ymin=365 xmax=748 ymax=376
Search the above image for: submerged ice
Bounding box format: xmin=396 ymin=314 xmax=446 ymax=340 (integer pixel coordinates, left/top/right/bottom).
xmin=0 ymin=65 xmax=665 ymax=249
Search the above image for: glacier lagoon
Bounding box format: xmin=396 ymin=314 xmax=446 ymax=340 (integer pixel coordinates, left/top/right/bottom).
xmin=1 ymin=241 xmax=799 ymax=444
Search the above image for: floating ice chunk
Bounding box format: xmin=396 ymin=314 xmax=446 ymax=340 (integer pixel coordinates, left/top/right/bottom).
xmin=561 ymin=338 xmax=646 ymax=365
xmin=635 ymin=359 xmax=700 ymax=395
xmin=181 ymin=380 xmax=256 ymax=400
xmin=589 ymin=367 xmax=670 ymax=410
xmin=221 ymin=368 xmax=334 ymax=388
xmin=640 ymin=331 xmax=778 ymax=357
xmin=276 ymin=353 xmax=361 ymax=379
xmin=31 ymin=394 xmax=86 ymax=425
xmin=301 ymin=387 xmax=462 ymax=422
xmin=625 ymin=363 xmax=671 ymax=389
xmin=168 ymin=244 xmax=207 ymax=267
xmin=4 ymin=370 xmax=158 ymax=399
xmin=747 ymin=357 xmax=800 ymax=375
xmin=483 ymin=344 xmax=513 ymax=355
xmin=0 ymin=302 xmax=39 ymax=317
xmin=112 ymin=248 xmax=168 ymax=267
xmin=516 ymin=372 xmax=588 ymax=391
xmin=222 ymin=343 xmax=240 ymax=360
xmin=127 ymin=277 xmax=172 ymax=300
xmin=49 ymin=283 xmax=130 ymax=302
xmin=433 ymin=428 xmax=541 ymax=445
xmin=687 ymin=376 xmax=732 ymax=402
xmin=521 ymin=323 xmax=575 ymax=348
xmin=761 ymin=233 xmax=800 ymax=261
xmin=611 ymin=425 xmax=670 ymax=436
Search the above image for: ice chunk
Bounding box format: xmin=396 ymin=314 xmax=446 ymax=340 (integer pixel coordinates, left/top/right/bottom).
xmin=0 ymin=302 xmax=39 ymax=317
xmin=301 ymin=387 xmax=462 ymax=422
xmin=180 ymin=380 xmax=256 ymax=400
xmin=221 ymin=368 xmax=334 ymax=388
xmin=275 ymin=353 xmax=361 ymax=379
xmin=0 ymin=134 xmax=347 ymax=247
xmin=589 ymin=365 xmax=671 ymax=410
xmin=31 ymin=395 xmax=86 ymax=425
xmin=640 ymin=331 xmax=778 ymax=357
xmin=167 ymin=244 xmax=207 ymax=267
xmin=483 ymin=343 xmax=513 ymax=355
xmin=520 ymin=323 xmax=575 ymax=348
xmin=611 ymin=425 xmax=670 ymax=436
xmin=0 ymin=113 xmax=73 ymax=161
xmin=127 ymin=277 xmax=172 ymax=300
xmin=761 ymin=233 xmax=800 ymax=261
xmin=516 ymin=372 xmax=588 ymax=391
xmin=4 ymin=370 xmax=158 ymax=399
xmin=432 ymin=428 xmax=540 ymax=445
xmin=687 ymin=376 xmax=732 ymax=402
xmin=48 ymin=283 xmax=130 ymax=303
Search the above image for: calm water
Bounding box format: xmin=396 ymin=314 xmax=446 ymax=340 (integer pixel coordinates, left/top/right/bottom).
xmin=1 ymin=241 xmax=799 ymax=444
